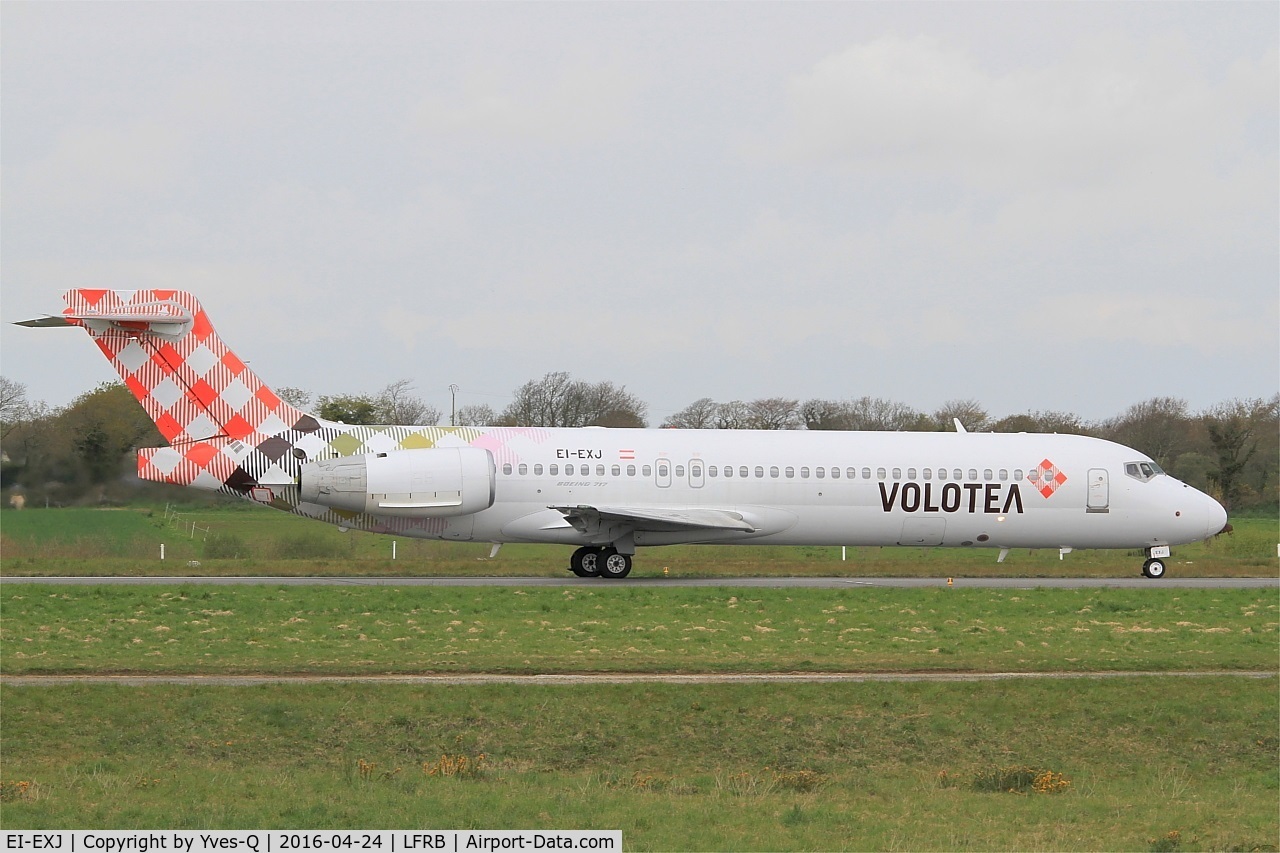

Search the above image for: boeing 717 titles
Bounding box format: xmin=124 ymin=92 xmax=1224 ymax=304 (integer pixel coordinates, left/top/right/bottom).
xmin=19 ymin=290 xmax=1229 ymax=579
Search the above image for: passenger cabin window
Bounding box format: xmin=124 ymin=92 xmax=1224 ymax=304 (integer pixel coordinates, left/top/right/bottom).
xmin=1013 ymin=469 xmax=1023 ymax=480
xmin=708 ymin=466 xmax=717 ymax=477
xmin=565 ymin=464 xmax=575 ymax=475
xmin=999 ymin=469 xmax=1008 ymax=481
xmin=846 ymin=468 xmax=856 ymax=479
xmin=724 ymin=466 xmax=733 ymax=478
xmin=675 ymin=465 xmax=685 ymax=477
xmin=967 ymin=469 xmax=978 ymax=480
xmin=816 ymin=467 xmax=825 ymax=479
xmin=831 ymin=467 xmax=840 ymax=479
xmin=785 ymin=466 xmax=795 ymax=478
xmin=800 ymin=467 xmax=810 ymax=478
xmin=518 ymin=463 xmax=528 ymax=475
xmin=953 ymin=469 xmax=962 ymax=480
xmin=503 ymin=463 xmax=513 ymax=475
xmin=877 ymin=468 xmax=887 ymax=480
xmin=938 ymin=468 xmax=947 ymax=480
xmin=983 ymin=469 xmax=993 ymax=481
xmin=923 ymin=468 xmax=932 ymax=480
xmin=611 ymin=465 xmax=621 ymax=476
xmin=642 ymin=465 xmax=652 ymax=477
xmin=550 ymin=464 xmax=559 ymax=476
xmin=863 ymin=468 xmax=873 ymax=480
xmin=740 ymin=466 xmax=749 ymax=478
xmin=770 ymin=466 xmax=780 ymax=478
xmin=892 ymin=468 xmax=902 ymax=479
xmin=907 ymin=468 xmax=917 ymax=479
xmin=534 ymin=464 xmax=543 ymax=475
xmin=627 ymin=465 xmax=636 ymax=476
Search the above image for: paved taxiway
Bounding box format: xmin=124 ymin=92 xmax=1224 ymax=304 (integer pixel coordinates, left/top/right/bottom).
xmin=3 ymin=576 xmax=1275 ymax=588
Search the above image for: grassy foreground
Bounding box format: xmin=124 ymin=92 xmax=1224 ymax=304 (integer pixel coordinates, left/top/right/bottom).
xmin=2 ymin=506 xmax=1276 ymax=577
xmin=3 ymin=586 xmax=1276 ymax=676
xmin=2 ymin=679 xmax=1277 ymax=850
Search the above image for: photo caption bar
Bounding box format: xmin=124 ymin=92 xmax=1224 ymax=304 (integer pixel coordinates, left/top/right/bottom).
xmin=2 ymin=832 xmax=622 ymax=853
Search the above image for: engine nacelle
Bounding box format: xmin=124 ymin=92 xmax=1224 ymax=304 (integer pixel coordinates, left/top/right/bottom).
xmin=299 ymin=447 xmax=495 ymax=518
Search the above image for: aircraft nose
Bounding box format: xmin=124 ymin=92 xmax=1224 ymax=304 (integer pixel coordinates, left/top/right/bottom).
xmin=1204 ymin=494 xmax=1229 ymax=538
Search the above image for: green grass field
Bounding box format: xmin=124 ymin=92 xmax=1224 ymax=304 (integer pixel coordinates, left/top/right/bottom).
xmin=3 ymin=506 xmax=1277 ymax=848
xmin=2 ymin=586 xmax=1276 ymax=676
xmin=1 ymin=679 xmax=1276 ymax=850
xmin=2 ymin=505 xmax=1277 ymax=577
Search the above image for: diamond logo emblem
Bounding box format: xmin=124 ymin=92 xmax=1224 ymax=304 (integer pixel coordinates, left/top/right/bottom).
xmin=1027 ymin=458 xmax=1068 ymax=498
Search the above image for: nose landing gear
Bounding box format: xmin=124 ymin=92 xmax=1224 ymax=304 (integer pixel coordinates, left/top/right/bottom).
xmin=1141 ymin=545 xmax=1170 ymax=579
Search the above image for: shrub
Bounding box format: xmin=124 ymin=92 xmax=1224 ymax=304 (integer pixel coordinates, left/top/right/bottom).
xmin=972 ymin=765 xmax=1071 ymax=794
xmin=204 ymin=533 xmax=247 ymax=559
xmin=271 ymin=534 xmax=347 ymax=559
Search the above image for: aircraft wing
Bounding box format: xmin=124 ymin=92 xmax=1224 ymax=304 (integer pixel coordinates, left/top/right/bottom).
xmin=550 ymin=504 xmax=758 ymax=536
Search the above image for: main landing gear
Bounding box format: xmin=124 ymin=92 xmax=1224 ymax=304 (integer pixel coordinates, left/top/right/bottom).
xmin=569 ymin=546 xmax=633 ymax=579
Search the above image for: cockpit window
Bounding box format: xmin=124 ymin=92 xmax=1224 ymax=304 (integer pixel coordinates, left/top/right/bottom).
xmin=1124 ymin=461 xmax=1163 ymax=482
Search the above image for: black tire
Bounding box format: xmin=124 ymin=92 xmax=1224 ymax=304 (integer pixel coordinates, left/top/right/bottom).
xmin=1143 ymin=558 xmax=1166 ymax=579
xmin=598 ymin=548 xmax=632 ymax=579
xmin=570 ymin=547 xmax=602 ymax=578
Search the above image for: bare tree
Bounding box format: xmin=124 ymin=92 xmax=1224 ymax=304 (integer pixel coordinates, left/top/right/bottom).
xmin=501 ymin=372 xmax=647 ymax=428
xmin=746 ymin=397 xmax=802 ymax=430
xmin=802 ymin=397 xmax=926 ymax=430
xmin=378 ymin=379 xmax=440 ymax=426
xmin=454 ymin=403 xmax=498 ymax=427
xmin=989 ymin=410 xmax=1090 ymax=434
xmin=275 ymin=386 xmax=313 ymax=410
xmin=1 ymin=376 xmax=29 ymax=439
xmin=933 ymin=399 xmax=990 ymax=432
xmin=576 ymin=380 xmax=648 ymax=428
xmin=662 ymin=397 xmax=721 ymax=429
xmin=713 ymin=400 xmax=752 ymax=429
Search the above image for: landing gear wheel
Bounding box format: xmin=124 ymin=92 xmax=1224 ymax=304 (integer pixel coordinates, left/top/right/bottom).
xmin=1142 ymin=558 xmax=1166 ymax=579
xmin=598 ymin=548 xmax=633 ymax=579
xmin=570 ymin=546 xmax=602 ymax=578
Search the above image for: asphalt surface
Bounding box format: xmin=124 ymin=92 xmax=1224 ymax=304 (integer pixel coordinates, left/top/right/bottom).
xmin=2 ymin=575 xmax=1276 ymax=588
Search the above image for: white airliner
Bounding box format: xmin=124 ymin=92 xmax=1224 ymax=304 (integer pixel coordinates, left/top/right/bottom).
xmin=20 ymin=290 xmax=1228 ymax=579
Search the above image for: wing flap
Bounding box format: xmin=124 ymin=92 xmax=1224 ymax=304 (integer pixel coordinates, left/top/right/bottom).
xmin=550 ymin=504 xmax=758 ymax=534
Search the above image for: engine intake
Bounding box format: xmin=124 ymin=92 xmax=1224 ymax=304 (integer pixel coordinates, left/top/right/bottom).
xmin=300 ymin=447 xmax=495 ymax=518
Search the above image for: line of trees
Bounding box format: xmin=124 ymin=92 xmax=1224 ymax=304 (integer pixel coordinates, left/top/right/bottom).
xmin=1 ymin=372 xmax=1275 ymax=512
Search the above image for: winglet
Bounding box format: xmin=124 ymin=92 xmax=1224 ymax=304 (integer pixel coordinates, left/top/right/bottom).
xmin=953 ymin=418 xmax=968 ymax=433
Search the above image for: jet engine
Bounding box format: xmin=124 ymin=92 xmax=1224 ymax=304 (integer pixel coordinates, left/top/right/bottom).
xmin=299 ymin=447 xmax=495 ymax=518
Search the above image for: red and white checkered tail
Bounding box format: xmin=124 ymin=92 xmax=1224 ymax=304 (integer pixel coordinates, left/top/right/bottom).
xmin=58 ymin=289 xmax=311 ymax=445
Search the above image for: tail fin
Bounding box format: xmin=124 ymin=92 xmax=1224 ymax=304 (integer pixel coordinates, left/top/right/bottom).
xmin=55 ymin=289 xmax=314 ymax=444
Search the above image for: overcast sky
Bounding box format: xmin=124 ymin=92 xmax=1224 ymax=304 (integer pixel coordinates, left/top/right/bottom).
xmin=3 ymin=2 xmax=1276 ymax=426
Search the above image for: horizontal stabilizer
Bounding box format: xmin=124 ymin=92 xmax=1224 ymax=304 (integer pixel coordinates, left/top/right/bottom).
xmin=14 ymin=315 xmax=72 ymax=328
xmin=18 ymin=299 xmax=194 ymax=338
